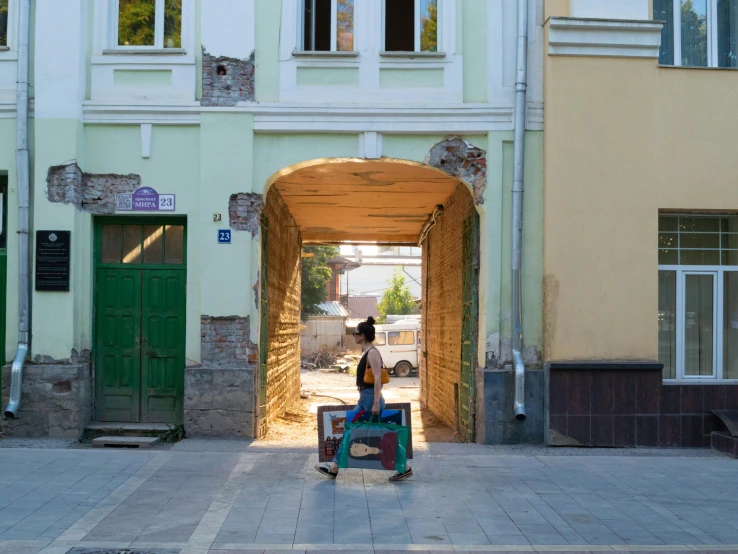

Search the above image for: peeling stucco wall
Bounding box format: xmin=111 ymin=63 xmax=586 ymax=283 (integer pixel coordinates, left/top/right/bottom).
xmin=229 ymin=192 xmax=263 ymax=237
xmin=46 ymin=161 xmax=140 ymax=214
xmin=425 ymin=137 xmax=487 ymax=205
xmin=201 ymin=48 xmax=255 ymax=107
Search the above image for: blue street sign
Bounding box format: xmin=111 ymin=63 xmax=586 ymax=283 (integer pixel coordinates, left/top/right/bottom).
xmin=218 ymin=229 xmax=232 ymax=244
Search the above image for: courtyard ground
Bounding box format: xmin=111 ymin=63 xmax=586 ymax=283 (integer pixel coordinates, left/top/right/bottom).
xmin=259 ymin=369 xmax=459 ymax=448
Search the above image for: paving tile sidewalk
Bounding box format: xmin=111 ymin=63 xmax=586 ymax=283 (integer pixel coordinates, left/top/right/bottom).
xmin=0 ymin=441 xmax=736 ymax=554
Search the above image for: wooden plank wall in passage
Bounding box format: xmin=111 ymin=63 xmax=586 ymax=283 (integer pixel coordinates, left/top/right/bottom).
xmin=421 ymin=183 xmax=476 ymax=430
xmin=264 ymin=187 xmax=303 ymax=425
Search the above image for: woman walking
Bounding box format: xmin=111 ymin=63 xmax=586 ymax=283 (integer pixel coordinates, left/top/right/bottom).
xmin=315 ymin=316 xmax=413 ymax=482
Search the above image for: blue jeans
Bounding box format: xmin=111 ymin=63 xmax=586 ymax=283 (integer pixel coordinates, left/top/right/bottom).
xmin=333 ymin=388 xmax=385 ymax=464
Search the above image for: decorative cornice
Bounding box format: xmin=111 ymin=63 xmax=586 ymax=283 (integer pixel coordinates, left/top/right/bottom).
xmin=0 ymin=98 xmax=35 ymax=119
xmin=81 ymin=102 xmax=545 ymax=132
xmin=548 ymin=17 xmax=664 ymax=59
xmin=82 ymin=101 xmax=201 ymax=125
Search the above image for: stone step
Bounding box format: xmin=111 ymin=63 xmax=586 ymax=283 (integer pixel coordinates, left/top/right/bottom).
xmin=85 ymin=422 xmax=170 ymax=436
xmin=91 ymin=436 xmax=160 ymax=448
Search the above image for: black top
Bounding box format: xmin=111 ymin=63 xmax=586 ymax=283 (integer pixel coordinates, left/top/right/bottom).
xmin=356 ymin=347 xmax=381 ymax=390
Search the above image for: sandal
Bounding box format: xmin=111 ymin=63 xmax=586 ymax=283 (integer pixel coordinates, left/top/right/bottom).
xmin=389 ymin=467 xmax=413 ymax=482
xmin=314 ymin=464 xmax=338 ymax=479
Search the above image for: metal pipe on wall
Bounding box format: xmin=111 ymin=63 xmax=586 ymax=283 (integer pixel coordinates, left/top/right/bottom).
xmin=5 ymin=0 xmax=32 ymax=419
xmin=511 ymin=0 xmax=529 ymax=421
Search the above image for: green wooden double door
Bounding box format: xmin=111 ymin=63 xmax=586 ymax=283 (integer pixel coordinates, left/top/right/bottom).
xmin=94 ymin=220 xmax=186 ymax=423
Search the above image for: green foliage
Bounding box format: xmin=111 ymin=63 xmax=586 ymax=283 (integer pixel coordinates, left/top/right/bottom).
xmin=421 ymin=0 xmax=438 ymax=53
xmin=301 ymin=246 xmax=339 ymax=321
xmin=0 ymin=0 xmax=8 ymax=47
xmin=160 ymin=423 xmax=186 ymax=443
xmin=117 ymin=0 xmax=181 ymax=48
xmin=680 ymin=0 xmax=707 ymax=66
xmin=378 ymin=268 xmax=416 ymax=323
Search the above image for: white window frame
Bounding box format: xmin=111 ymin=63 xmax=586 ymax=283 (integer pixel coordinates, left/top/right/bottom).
xmin=669 ymin=0 xmax=726 ymax=67
xmin=659 ymin=265 xmax=738 ymax=382
xmin=382 ymin=0 xmax=442 ymax=54
xmin=109 ymin=0 xmax=183 ymax=51
xmin=0 ymin=0 xmax=17 ymax=56
xmin=298 ymin=0 xmax=355 ymax=53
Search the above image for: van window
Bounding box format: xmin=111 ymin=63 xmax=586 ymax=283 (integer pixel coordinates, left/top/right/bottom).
xmin=388 ymin=331 xmax=415 ymax=346
xmin=374 ymin=332 xmax=387 ymax=346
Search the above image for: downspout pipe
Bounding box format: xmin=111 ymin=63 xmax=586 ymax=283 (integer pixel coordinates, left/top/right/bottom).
xmin=5 ymin=0 xmax=31 ymax=419
xmin=511 ymin=0 xmax=529 ymax=421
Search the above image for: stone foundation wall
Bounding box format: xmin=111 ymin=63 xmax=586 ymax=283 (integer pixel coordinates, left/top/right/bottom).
xmin=184 ymin=366 xmax=255 ymax=437
xmin=1 ymin=363 xmax=92 ymax=438
xmin=421 ymin=184 xmax=475 ymax=429
xmin=263 ymin=187 xmax=302 ymax=426
xmin=184 ymin=316 xmax=258 ymax=437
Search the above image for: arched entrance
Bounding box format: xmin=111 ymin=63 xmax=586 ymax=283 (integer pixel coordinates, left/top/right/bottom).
xmin=258 ymin=157 xmax=482 ymax=442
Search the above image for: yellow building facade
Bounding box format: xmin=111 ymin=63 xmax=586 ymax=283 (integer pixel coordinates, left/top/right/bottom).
xmin=543 ymin=0 xmax=738 ymax=450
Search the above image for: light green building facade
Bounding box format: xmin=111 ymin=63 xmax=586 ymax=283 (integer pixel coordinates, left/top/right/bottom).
xmin=0 ymin=0 xmax=545 ymax=441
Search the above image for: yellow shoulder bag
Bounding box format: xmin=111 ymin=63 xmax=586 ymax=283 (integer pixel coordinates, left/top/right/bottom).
xmin=363 ymin=349 xmax=390 ymax=385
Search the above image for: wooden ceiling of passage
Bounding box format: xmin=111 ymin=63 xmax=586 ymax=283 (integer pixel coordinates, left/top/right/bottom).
xmin=271 ymin=161 xmax=461 ymax=243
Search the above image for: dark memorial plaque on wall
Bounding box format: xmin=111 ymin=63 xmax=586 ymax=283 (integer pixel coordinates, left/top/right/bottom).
xmin=35 ymin=231 xmax=71 ymax=292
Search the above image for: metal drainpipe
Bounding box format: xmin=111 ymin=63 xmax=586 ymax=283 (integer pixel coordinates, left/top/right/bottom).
xmin=511 ymin=0 xmax=529 ymax=421
xmin=5 ymin=0 xmax=31 ymax=419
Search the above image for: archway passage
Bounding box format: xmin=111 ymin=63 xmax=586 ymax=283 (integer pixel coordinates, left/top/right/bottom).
xmin=260 ymin=159 xmax=479 ymax=444
xmin=271 ymin=160 xmax=462 ymax=243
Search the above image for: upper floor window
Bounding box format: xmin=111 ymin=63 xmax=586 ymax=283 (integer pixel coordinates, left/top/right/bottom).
xmin=302 ymin=0 xmax=354 ymax=52
xmin=654 ymin=0 xmax=738 ymax=68
xmin=385 ymin=0 xmax=438 ymax=52
xmin=0 ymin=0 xmax=8 ymax=47
xmin=116 ymin=0 xmax=182 ymax=49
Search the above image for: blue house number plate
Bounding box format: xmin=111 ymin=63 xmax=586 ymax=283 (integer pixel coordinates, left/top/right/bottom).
xmin=218 ymin=230 xmax=232 ymax=244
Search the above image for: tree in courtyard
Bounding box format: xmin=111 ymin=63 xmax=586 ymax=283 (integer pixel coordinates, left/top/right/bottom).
xmin=301 ymin=245 xmax=339 ymax=321
xmin=378 ymin=268 xmax=416 ymax=323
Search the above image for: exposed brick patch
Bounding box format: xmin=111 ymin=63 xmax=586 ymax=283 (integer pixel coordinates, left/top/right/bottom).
xmin=46 ymin=162 xmax=82 ymax=207
xmin=421 ymin=184 xmax=476 ymax=429
xmin=229 ymin=193 xmax=263 ymax=237
xmin=425 ymin=138 xmax=487 ymax=205
xmin=46 ymin=161 xmax=140 ymax=214
xmin=200 ymin=315 xmax=257 ymax=368
xmin=263 ymin=187 xmax=302 ymax=426
xmin=201 ymin=48 xmax=255 ymax=107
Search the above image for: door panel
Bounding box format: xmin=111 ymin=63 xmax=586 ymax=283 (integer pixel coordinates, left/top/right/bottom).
xmin=142 ymin=269 xmax=186 ymax=423
xmin=95 ymin=269 xmax=142 ymax=422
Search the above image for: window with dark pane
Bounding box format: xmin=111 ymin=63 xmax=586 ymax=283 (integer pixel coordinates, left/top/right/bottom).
xmin=385 ymin=0 xmax=415 ymax=51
